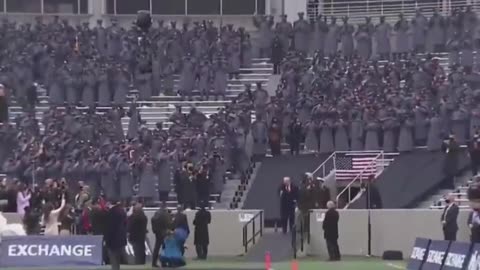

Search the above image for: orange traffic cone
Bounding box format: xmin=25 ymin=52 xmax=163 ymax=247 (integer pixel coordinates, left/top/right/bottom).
xmin=265 ymin=251 xmax=271 ymax=270
xmin=291 ymin=259 xmax=298 ymax=270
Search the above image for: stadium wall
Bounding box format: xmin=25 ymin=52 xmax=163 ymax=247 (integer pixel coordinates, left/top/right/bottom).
xmin=2 ymin=209 xmax=263 ymax=258
xmin=309 ymin=209 xmax=473 ymax=258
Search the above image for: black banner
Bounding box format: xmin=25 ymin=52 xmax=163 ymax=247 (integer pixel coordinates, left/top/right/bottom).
xmin=422 ymin=240 xmax=451 ymax=270
xmin=407 ymin=238 xmax=431 ymax=270
xmin=442 ymin=241 xmax=471 ymax=270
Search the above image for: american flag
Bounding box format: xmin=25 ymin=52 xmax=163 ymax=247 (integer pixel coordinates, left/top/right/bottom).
xmin=335 ymin=154 xmax=378 ymax=181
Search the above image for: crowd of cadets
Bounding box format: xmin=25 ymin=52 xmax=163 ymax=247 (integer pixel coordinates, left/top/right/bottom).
xmin=2 ymin=6 xmax=480 ymax=215
xmin=266 ymin=7 xmax=479 ymax=61
xmin=0 ymin=15 xmax=256 ymax=109
xmin=248 ymin=9 xmax=480 ymax=157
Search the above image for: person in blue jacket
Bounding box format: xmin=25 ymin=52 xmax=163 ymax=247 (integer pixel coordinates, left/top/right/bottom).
xmin=160 ymin=229 xmax=187 ymax=267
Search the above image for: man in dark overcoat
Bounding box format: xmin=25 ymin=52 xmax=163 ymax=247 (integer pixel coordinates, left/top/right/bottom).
xmin=104 ymin=200 xmax=127 ymax=270
xmin=278 ymin=177 xmax=298 ymax=234
xmin=193 ymin=204 xmax=211 ymax=260
xmin=151 ymin=203 xmax=171 ymax=267
xmin=323 ymin=201 xmax=340 ymax=261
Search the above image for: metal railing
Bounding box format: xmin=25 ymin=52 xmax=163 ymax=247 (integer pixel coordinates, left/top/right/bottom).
xmin=0 ymin=0 xmax=89 ymax=15
xmin=291 ymin=210 xmax=310 ymax=259
xmin=0 ymin=0 xmax=267 ymax=16
xmin=317 ymin=0 xmax=479 ymax=24
xmin=311 ymin=150 xmax=393 ymax=182
xmin=106 ymin=0 xmax=266 ymax=16
xmin=311 ymin=152 xmax=336 ymax=180
xmin=242 ymin=210 xmax=263 ymax=253
xmin=336 ymin=152 xmax=383 ymax=207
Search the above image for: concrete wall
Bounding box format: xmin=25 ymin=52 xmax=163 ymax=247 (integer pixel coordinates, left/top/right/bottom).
xmin=2 ymin=209 xmax=263 ymax=258
xmin=309 ymin=209 xmax=473 ymax=258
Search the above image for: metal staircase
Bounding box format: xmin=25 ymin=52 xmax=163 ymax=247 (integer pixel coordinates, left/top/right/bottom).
xmin=311 ymin=151 xmax=398 ymax=207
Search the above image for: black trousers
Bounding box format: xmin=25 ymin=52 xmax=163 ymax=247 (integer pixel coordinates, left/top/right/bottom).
xmin=433 ymin=44 xmax=445 ymax=53
xmin=290 ymin=142 xmax=300 ymax=155
xmin=195 ymin=244 xmax=208 ymax=259
xmin=152 ymin=233 xmax=165 ymax=266
xmin=414 ymin=44 xmax=425 ymax=53
xmin=107 ymin=247 xmax=124 ymax=270
xmin=443 ymin=229 xmax=457 ymax=241
xmin=132 ymin=241 xmax=146 ymax=265
xmin=280 ymin=208 xmax=295 ymax=233
xmin=273 ymin=63 xmax=280 ymax=74
xmin=158 ymin=191 xmax=170 ymax=202
xmin=472 ymin=161 xmax=479 ymax=176
xmin=441 ymin=174 xmax=455 ymax=189
xmin=326 ymin=238 xmax=341 ymax=260
xmin=270 ymin=141 xmax=281 ymax=156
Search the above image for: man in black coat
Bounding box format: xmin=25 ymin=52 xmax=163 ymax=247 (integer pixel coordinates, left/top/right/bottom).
xmin=90 ymin=200 xmax=107 ymax=235
xmin=441 ymin=195 xmax=459 ymax=241
xmin=278 ymin=177 xmax=298 ymax=234
xmin=151 ymin=203 xmax=171 ymax=267
xmin=271 ymin=36 xmax=284 ymax=75
xmin=104 ymin=201 xmax=127 ymax=270
xmin=468 ymin=209 xmax=480 ymax=243
xmin=323 ymin=201 xmax=340 ymax=261
xmin=469 ymin=136 xmax=480 ymax=176
xmin=0 ymin=85 xmax=8 ymax=123
xmin=193 ymin=204 xmax=211 ymax=260
xmin=127 ymin=202 xmax=148 ymax=265
xmin=288 ymin=119 xmax=303 ymax=155
xmin=442 ymin=135 xmax=460 ymax=189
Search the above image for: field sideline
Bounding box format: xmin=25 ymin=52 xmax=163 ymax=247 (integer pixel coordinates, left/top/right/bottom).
xmin=2 ymin=257 xmax=407 ymax=270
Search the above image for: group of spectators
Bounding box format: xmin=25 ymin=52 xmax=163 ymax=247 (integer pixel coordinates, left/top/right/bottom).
xmin=0 ymin=15 xmax=255 ymax=110
xmin=244 ymin=7 xmax=480 ymax=157
xmin=3 ymin=5 xmax=480 ymax=222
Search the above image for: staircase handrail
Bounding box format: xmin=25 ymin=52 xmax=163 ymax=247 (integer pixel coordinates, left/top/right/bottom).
xmin=242 ymin=210 xmax=264 ymax=253
xmin=322 ymin=0 xmax=474 ymax=17
xmin=312 ymin=152 xmax=336 ymax=178
xmin=335 ymin=152 xmax=383 ymax=206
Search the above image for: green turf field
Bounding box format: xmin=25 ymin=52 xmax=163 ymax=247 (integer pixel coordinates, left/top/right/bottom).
xmin=2 ymin=257 xmax=407 ymax=270
xmin=184 ymin=258 xmax=407 ymax=270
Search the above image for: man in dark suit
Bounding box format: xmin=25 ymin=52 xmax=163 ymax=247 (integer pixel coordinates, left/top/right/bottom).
xmin=442 ymin=135 xmax=460 ymax=189
xmin=441 ymin=195 xmax=459 ymax=241
xmin=127 ymin=202 xmax=148 ymax=265
xmin=468 ymin=209 xmax=480 ymax=243
xmin=104 ymin=201 xmax=127 ymax=270
xmin=468 ymin=136 xmax=480 ymax=176
xmin=323 ymin=201 xmax=340 ymax=261
xmin=278 ymin=177 xmax=298 ymax=234
xmin=151 ymin=203 xmax=171 ymax=267
xmin=193 ymin=204 xmax=211 ymax=260
xmin=0 ymin=85 xmax=7 ymax=123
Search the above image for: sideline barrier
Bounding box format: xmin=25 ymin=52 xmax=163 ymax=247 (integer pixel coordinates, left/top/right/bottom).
xmin=0 ymin=235 xmax=103 ymax=267
xmin=308 ymin=209 xmax=475 ymax=258
xmin=2 ymin=210 xmax=263 ymax=258
xmin=406 ymin=237 xmax=480 ymax=270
